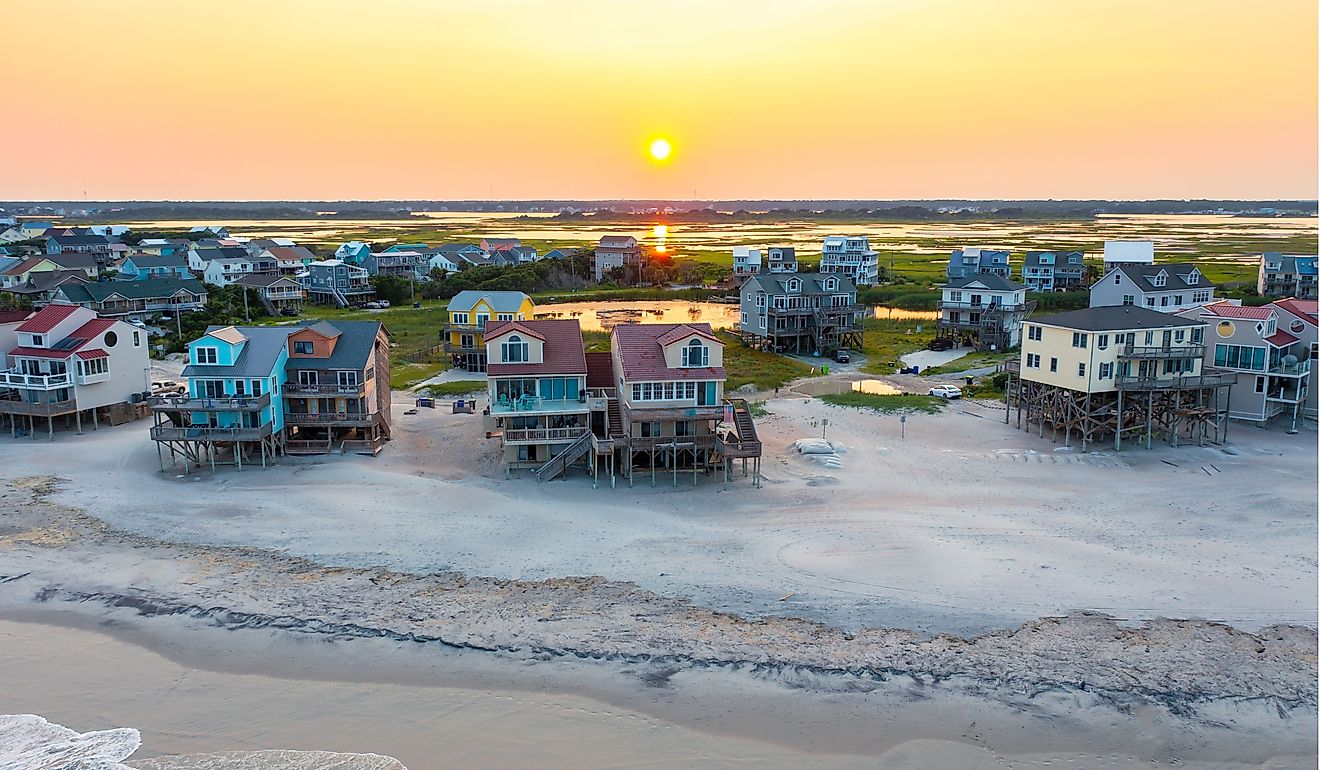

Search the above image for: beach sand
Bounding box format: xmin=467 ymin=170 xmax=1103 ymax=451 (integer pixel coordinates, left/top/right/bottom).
xmin=0 ymin=383 xmax=1315 ymax=767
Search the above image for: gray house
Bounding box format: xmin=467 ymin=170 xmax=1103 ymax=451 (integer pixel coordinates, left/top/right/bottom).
xmin=298 ymin=260 xmax=376 ymax=307
xmin=1089 ymin=263 xmax=1216 ymax=313
xmin=947 ymin=248 xmax=1011 ymax=281
xmin=1176 ymin=301 xmax=1312 ymax=429
xmin=1020 ymin=250 xmax=1086 ymax=292
xmin=739 ymin=272 xmax=863 ymax=354
xmin=1257 ymin=253 xmax=1318 ymax=300
xmin=765 ymin=246 xmax=797 ymax=274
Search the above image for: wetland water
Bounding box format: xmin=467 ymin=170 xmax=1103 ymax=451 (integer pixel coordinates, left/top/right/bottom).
xmin=122 ymin=213 xmax=1316 ymax=261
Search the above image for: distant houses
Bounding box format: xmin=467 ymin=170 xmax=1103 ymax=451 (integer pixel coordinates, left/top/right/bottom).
xmin=594 ymin=235 xmax=641 ymax=282
xmin=1019 ymin=250 xmax=1086 ymax=292
xmin=53 ymin=278 xmax=209 ymax=321
xmin=946 ymin=247 xmax=1011 ymax=281
xmin=119 ymin=253 xmax=192 ymax=281
xmin=820 ymin=236 xmax=880 ymax=286
xmin=1257 ymin=253 xmax=1317 ymax=300
xmin=1089 ymin=263 xmax=1216 ymax=313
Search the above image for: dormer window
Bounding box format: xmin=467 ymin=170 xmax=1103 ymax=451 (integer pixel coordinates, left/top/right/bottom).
xmin=824 ymin=277 xmax=837 ymax=290
xmin=785 ymin=278 xmax=801 ymax=293
xmin=1187 ymin=268 xmax=1200 ymax=285
xmin=1152 ymin=271 xmax=1167 ymax=288
xmin=501 ymin=334 xmax=528 ymax=363
xmin=30 ymin=335 xmax=43 ymax=347
xmin=195 ymin=346 xmax=218 ymax=365
xmin=682 ymin=339 xmax=709 ymax=367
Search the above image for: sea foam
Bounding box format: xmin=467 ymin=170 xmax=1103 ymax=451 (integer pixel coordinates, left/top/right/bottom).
xmin=0 ymin=714 xmax=408 ymax=770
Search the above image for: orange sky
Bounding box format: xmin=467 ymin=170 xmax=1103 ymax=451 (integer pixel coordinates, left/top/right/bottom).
xmin=5 ymin=0 xmax=1316 ymax=200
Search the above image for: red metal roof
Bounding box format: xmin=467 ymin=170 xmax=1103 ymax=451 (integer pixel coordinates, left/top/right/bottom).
xmin=1272 ymin=298 xmax=1318 ymax=323
xmin=69 ymin=317 xmax=116 ymax=341
xmin=0 ymin=310 xmax=32 ymax=325
xmin=485 ymin=319 xmax=587 ymax=377
xmin=1199 ymin=302 xmax=1274 ymax=320
xmin=8 ymin=346 xmax=75 ymax=359
xmin=584 ymin=352 xmax=614 ymax=388
xmin=1264 ymin=330 xmax=1300 ymax=347
xmin=15 ymin=304 xmax=82 ymax=333
xmin=655 ymin=324 xmax=720 ymax=347
xmin=611 ymin=323 xmax=726 ymax=382
xmin=75 ymin=349 xmax=109 ymax=360
xmin=483 ymin=319 xmax=546 ymax=342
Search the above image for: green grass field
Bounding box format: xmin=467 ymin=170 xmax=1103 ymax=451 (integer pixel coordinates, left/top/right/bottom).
xmin=718 ymin=332 xmax=814 ymax=390
xmin=817 ymin=392 xmax=947 ymax=414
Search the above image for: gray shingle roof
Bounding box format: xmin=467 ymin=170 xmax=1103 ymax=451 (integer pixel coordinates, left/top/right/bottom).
xmin=183 ymin=326 xmax=291 ymax=378
xmin=1022 ymin=250 xmax=1084 ymax=268
xmin=1033 ymin=306 xmax=1202 ymax=331
xmin=744 ymin=271 xmax=856 ymax=295
xmin=289 ymin=319 xmax=382 ymax=369
xmin=56 ymin=277 xmax=207 ymax=303
xmin=124 ymin=253 xmax=188 ymax=268
xmin=1113 ymin=263 xmax=1206 ymax=292
xmin=944 ymin=274 xmax=1024 ymax=291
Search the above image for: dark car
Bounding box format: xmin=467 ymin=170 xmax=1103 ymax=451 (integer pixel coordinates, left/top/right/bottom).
xmin=280 ymin=308 xmax=300 ymax=317
xmin=926 ymin=337 xmax=954 ymax=351
xmin=833 ymin=349 xmax=850 ymax=363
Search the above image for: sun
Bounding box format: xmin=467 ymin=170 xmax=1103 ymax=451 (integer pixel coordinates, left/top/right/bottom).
xmin=648 ymin=138 xmax=672 ymax=162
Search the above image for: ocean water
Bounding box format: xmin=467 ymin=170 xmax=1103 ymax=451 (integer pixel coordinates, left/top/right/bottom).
xmin=0 ymin=713 xmax=407 ymax=770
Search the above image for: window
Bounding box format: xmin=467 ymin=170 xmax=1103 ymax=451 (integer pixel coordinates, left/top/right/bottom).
xmin=740 ymin=312 xmax=747 ymax=325
xmin=1114 ymin=273 xmax=1121 ymax=284
xmin=1071 ymin=332 xmax=1087 ymax=349
xmin=501 ymin=334 xmax=528 ymax=363
xmin=1160 ymin=296 xmax=1170 ymax=307
xmin=1255 ymin=376 xmax=1265 ymax=394
xmin=133 ymin=331 xmax=141 ymax=347
xmin=1027 ymin=325 xmax=1041 ymax=341
xmin=338 ymin=371 xmax=359 ymax=387
xmin=497 ymin=313 xmax=514 ymax=321
xmin=1174 ymin=330 xmax=1185 ymax=343
xmin=1097 ymin=334 xmax=1109 ymax=350
xmin=452 ymin=312 xmax=470 ymax=325
xmin=1214 ymin=344 xmax=1266 ymax=371
xmin=1025 ymin=353 xmax=1040 ymax=368
xmin=78 ymin=357 xmax=108 ymax=377
xmin=31 ymin=335 xmax=43 ymax=346
xmin=1078 ymin=363 xmax=1086 ymax=377
xmin=949 ymin=291 xmax=963 ymax=303
xmin=1122 ymin=295 xmax=1135 ymax=306
xmin=1144 ymin=331 xmax=1154 ymax=345
xmin=1191 ymin=328 xmax=1203 ymax=344
xmin=251 ymin=379 xmax=263 ymax=397
xmin=1193 ymin=290 xmax=1211 ymax=303
xmin=195 ymin=346 xmax=218 ymax=365
xmin=1152 ymin=272 xmax=1167 ymax=287
xmin=1146 ymin=297 xmax=1156 ymax=307
xmin=365 ymin=367 xmax=375 ymax=381
xmin=1049 ymin=357 xmax=1058 ymax=373
xmin=1099 ymin=362 xmax=1113 ymax=379
xmin=294 ymin=340 xmax=314 ymax=354
xmin=1173 ymin=295 xmax=1183 ymax=306
xmin=682 ymin=339 xmax=709 ymax=367
xmin=298 ymin=370 xmax=319 ymax=386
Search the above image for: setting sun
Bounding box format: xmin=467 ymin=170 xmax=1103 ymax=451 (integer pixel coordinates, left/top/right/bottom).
xmin=648 ymin=138 xmax=672 ymax=162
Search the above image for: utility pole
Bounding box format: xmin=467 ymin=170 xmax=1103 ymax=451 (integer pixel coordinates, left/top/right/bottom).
xmin=242 ymin=286 xmax=250 ymax=323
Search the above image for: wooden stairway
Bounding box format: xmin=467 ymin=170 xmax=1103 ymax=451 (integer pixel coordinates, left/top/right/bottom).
xmin=534 ymin=430 xmax=592 ymax=482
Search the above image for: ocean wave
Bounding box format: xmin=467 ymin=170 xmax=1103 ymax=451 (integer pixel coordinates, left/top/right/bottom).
xmin=0 ymin=714 xmax=407 ymax=770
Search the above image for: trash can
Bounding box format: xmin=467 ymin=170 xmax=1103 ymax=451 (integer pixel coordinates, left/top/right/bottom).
xmin=822 ymin=365 xmax=830 ymax=375
xmin=965 ymin=376 xmax=974 ymax=387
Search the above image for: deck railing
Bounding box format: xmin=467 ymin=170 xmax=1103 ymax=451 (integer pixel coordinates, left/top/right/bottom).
xmin=0 ymin=370 xmax=71 ymax=389
xmin=282 ymin=383 xmax=364 ymax=395
xmin=1115 ymin=370 xmax=1237 ymax=390
xmin=1120 ymin=345 xmax=1206 ymax=359
xmin=0 ymin=398 xmax=78 ymax=416
xmin=502 ymin=426 xmax=589 ymax=442
xmin=150 ymin=423 xmax=273 ymax=441
xmin=149 ymin=392 xmax=271 ymax=412
xmin=284 ymin=412 xmax=376 ymax=425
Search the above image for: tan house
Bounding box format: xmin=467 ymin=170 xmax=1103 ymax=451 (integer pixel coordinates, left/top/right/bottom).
xmin=1010 ymin=306 xmax=1235 ymax=449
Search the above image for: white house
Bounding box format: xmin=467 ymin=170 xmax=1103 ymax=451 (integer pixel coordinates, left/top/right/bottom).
xmin=1101 ymin=241 xmax=1155 ymax=273
xmin=0 ymin=304 xmax=151 ymax=436
xmin=1089 ymin=263 xmax=1216 ymax=313
xmin=820 ymin=236 xmax=879 ymax=286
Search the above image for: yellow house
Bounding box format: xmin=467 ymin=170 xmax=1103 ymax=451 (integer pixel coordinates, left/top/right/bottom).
xmin=443 ymin=290 xmax=534 ymax=371
xmin=1012 ymin=305 xmax=1235 ymax=450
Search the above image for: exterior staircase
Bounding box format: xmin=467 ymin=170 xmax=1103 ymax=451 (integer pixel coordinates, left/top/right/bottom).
xmin=724 ymin=398 xmax=762 ymax=455
xmin=606 ymin=397 xmax=624 ymax=439
xmin=534 ymin=430 xmax=592 ymax=482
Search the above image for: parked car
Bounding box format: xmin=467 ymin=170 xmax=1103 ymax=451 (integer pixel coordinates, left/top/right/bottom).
xmin=833 ymin=349 xmax=851 ymax=363
xmin=128 ymin=319 xmax=147 ymax=328
xmin=378 ymin=299 xmax=391 ymax=308
xmin=928 ymin=385 xmax=963 ymax=399
xmin=363 ymin=301 xmax=386 ymax=309
xmin=279 ymin=308 xmax=300 ymax=317
xmin=151 ymin=380 xmax=186 ymax=396
xmin=926 ymin=337 xmax=954 ymax=351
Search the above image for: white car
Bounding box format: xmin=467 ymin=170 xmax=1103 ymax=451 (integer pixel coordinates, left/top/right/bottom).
xmin=928 ymin=385 xmax=962 ymax=399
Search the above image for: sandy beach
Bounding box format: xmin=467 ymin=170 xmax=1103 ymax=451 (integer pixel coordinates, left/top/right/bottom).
xmin=0 ymin=380 xmax=1315 ymax=768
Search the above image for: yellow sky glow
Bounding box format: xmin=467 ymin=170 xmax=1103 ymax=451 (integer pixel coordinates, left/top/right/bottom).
xmin=4 ymin=0 xmax=1316 ymax=200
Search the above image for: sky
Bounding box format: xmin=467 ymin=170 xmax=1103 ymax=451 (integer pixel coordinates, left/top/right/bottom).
xmin=4 ymin=0 xmax=1317 ymax=201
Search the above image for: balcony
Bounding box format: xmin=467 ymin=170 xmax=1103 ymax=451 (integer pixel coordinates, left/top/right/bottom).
xmin=0 ymin=398 xmax=78 ymax=416
xmin=937 ymin=301 xmax=1030 ymax=313
xmin=150 ymin=423 xmax=273 ymax=441
xmin=490 ymin=396 xmax=590 ymax=415
xmin=443 ymin=323 xmax=486 ymax=333
xmin=284 ymin=411 xmax=377 ymax=426
xmin=1269 ymin=359 xmax=1311 ymax=377
xmin=1120 ymin=345 xmax=1206 ymax=359
xmin=0 ymin=370 xmax=71 ymax=390
xmin=149 ymin=392 xmax=271 ymax=412
xmin=620 ymin=403 xmax=725 ymax=422
xmin=1115 ymin=370 xmax=1237 ymax=391
xmin=443 ymin=340 xmax=483 ymax=354
xmin=283 ymin=382 xmax=364 ymax=396
xmin=502 ymin=426 xmax=589 ymax=443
